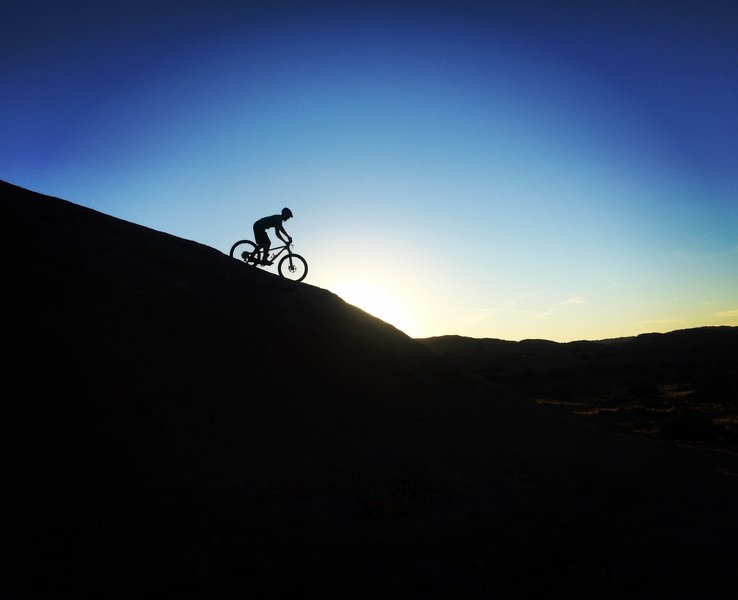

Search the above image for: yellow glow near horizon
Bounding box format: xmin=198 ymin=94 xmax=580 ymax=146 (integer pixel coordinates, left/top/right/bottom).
xmin=332 ymin=280 xmax=417 ymax=336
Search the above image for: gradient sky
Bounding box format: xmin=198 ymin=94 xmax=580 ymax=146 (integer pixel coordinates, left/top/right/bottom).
xmin=3 ymin=0 xmax=737 ymax=341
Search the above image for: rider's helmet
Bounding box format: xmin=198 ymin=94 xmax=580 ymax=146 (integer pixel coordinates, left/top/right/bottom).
xmin=281 ymin=207 xmax=293 ymax=219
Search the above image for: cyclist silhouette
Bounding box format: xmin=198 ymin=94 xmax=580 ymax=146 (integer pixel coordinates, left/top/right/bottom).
xmin=252 ymin=208 xmax=293 ymax=265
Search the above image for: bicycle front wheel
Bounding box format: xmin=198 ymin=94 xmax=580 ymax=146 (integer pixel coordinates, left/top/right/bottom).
xmin=278 ymin=253 xmax=308 ymax=282
xmin=229 ymin=240 xmax=258 ymax=263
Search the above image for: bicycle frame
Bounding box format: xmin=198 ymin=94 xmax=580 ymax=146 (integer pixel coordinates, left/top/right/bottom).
xmin=263 ymin=243 xmax=291 ymax=263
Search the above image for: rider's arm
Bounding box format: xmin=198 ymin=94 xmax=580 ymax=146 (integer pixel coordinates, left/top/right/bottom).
xmin=277 ymin=225 xmax=292 ymax=244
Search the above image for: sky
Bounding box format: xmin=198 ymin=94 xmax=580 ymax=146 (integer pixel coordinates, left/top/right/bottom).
xmin=3 ymin=0 xmax=737 ymax=341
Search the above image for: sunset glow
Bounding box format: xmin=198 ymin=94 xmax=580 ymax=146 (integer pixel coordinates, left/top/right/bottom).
xmin=332 ymin=281 xmax=417 ymax=336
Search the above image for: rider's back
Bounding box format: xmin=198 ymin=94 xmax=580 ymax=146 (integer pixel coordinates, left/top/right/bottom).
xmin=254 ymin=214 xmax=282 ymax=230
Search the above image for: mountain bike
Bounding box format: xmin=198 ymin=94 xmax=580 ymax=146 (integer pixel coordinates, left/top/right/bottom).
xmin=229 ymin=239 xmax=309 ymax=282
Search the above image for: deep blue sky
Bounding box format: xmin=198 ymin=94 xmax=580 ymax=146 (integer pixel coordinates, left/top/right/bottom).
xmin=3 ymin=0 xmax=737 ymax=340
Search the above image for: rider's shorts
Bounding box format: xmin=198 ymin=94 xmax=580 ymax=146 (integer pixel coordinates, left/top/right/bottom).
xmin=253 ymin=226 xmax=269 ymax=246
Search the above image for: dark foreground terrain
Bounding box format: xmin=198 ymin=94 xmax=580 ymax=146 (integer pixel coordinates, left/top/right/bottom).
xmin=5 ymin=180 xmax=738 ymax=599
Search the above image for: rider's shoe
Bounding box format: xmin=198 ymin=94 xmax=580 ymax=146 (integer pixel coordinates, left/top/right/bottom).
xmin=261 ymin=259 xmax=273 ymax=265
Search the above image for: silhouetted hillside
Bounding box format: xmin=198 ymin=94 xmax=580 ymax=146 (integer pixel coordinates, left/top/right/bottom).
xmin=419 ymin=329 xmax=738 ymax=382
xmin=5 ymin=180 xmax=738 ymax=599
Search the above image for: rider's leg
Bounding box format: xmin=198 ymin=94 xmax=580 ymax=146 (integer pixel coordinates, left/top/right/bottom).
xmin=262 ymin=240 xmax=272 ymax=264
xmin=253 ymin=228 xmax=270 ymax=264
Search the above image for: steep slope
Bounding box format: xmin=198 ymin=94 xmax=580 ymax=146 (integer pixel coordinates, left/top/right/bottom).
xmin=5 ymin=180 xmax=738 ymax=599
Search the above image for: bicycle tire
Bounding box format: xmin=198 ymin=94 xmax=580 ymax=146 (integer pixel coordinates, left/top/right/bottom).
xmin=229 ymin=240 xmax=258 ymax=262
xmin=278 ymin=253 xmax=308 ymax=282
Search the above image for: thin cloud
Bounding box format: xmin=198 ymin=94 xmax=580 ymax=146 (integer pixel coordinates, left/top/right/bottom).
xmin=716 ymin=309 xmax=738 ymax=318
xmin=708 ymin=246 xmax=738 ymax=259
xmin=452 ymin=305 xmax=505 ymax=317
xmin=514 ymin=308 xmax=556 ymax=321
xmin=452 ymin=290 xmax=545 ymax=319
xmin=453 ymin=305 xmax=506 ymax=329
xmin=560 ymin=295 xmax=586 ymax=305
xmin=460 ymin=292 xmax=584 ymax=327
xmin=517 ymin=290 xmax=543 ymax=299
xmin=637 ymin=319 xmax=686 ymax=326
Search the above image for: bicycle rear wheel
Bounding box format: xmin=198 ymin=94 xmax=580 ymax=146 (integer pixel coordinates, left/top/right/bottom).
xmin=278 ymin=253 xmax=308 ymax=282
xmin=229 ymin=240 xmax=258 ymax=263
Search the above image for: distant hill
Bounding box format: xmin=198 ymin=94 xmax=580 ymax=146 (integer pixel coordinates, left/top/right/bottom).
xmin=418 ymin=329 xmax=738 ymax=444
xmin=4 ymin=179 xmax=738 ymax=599
xmin=418 ymin=327 xmax=738 ymax=381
